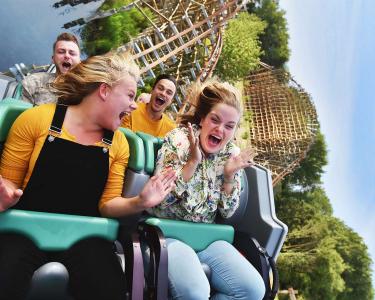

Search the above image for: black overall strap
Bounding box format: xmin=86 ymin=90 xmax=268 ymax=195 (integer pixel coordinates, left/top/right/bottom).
xmin=49 ymin=104 xmax=68 ymax=135
xmin=50 ymin=104 xmax=114 ymax=146
xmin=15 ymin=104 xmax=113 ymax=217
xmin=102 ymin=129 xmax=114 ymax=146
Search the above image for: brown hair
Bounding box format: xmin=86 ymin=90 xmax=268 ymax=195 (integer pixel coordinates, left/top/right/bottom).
xmin=178 ymin=78 xmax=242 ymax=126
xmin=52 ymin=51 xmax=140 ymax=105
xmin=53 ymin=32 xmax=80 ymax=53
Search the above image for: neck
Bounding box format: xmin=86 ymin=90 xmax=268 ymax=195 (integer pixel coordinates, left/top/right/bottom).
xmin=146 ymin=103 xmax=163 ymax=121
xmin=66 ymin=98 xmax=103 ymax=134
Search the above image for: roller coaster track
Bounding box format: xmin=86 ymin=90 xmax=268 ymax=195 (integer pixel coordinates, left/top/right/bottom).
xmin=63 ymin=0 xmax=248 ymax=107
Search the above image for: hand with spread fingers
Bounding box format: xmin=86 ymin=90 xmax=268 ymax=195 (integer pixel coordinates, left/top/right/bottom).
xmin=224 ymin=146 xmax=257 ymax=182
xmin=187 ymin=122 xmax=202 ymax=164
xmin=0 ymin=175 xmax=23 ymax=212
xmin=139 ymin=168 xmax=176 ymax=208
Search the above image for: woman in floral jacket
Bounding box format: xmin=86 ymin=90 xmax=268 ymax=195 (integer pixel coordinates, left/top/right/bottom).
xmin=148 ymin=79 xmax=265 ymax=300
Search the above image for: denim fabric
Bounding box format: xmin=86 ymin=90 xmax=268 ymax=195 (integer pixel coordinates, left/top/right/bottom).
xmin=167 ymin=238 xmax=265 ymax=300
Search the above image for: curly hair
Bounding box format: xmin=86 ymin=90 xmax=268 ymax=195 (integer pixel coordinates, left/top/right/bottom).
xmin=178 ymin=78 xmax=242 ymax=126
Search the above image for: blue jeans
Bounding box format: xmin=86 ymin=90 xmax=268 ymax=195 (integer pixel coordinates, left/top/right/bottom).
xmin=167 ymin=238 xmax=265 ymax=300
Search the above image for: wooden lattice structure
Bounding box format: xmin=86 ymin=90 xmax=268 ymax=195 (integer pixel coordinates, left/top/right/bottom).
xmin=64 ymin=0 xmax=249 ymax=109
xmin=243 ymin=66 xmax=319 ymax=185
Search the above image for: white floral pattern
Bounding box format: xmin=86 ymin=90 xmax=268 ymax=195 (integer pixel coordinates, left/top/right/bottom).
xmin=148 ymin=125 xmax=241 ymax=223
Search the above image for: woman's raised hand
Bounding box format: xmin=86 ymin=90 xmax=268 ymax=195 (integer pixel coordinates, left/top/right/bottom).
xmin=187 ymin=122 xmax=202 ymax=164
xmin=0 ymin=176 xmax=23 ymax=212
xmin=224 ymin=146 xmax=257 ymax=181
xmin=139 ymin=168 xmax=176 ymax=208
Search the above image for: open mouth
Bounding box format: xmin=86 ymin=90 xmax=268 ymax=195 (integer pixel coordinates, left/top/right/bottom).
xmin=119 ymin=111 xmax=129 ymax=120
xmin=208 ymin=134 xmax=222 ymax=146
xmin=155 ymin=96 xmax=166 ymax=106
xmin=62 ymin=62 xmax=72 ymax=69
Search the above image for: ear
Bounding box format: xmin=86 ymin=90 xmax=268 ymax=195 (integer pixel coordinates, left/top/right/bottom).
xmin=199 ymin=116 xmax=204 ymax=127
xmin=98 ymin=83 xmax=109 ymax=101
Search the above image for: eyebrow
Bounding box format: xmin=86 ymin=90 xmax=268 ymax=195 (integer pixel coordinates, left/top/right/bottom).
xmin=157 ymin=83 xmax=174 ymax=93
xmin=210 ymin=113 xmax=237 ymax=125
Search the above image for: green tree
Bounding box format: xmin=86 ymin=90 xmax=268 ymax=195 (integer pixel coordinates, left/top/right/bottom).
xmin=214 ymin=12 xmax=265 ymax=82
xmin=333 ymin=220 xmax=374 ymax=300
xmin=275 ymin=130 xmax=374 ymax=299
xmin=283 ymin=130 xmax=328 ymax=190
xmin=278 ymin=216 xmax=346 ymax=300
xmin=248 ymin=0 xmax=290 ymax=68
xmin=81 ymin=0 xmax=151 ymax=56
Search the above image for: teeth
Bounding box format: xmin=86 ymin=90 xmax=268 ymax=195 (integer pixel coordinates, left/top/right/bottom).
xmin=119 ymin=112 xmax=128 ymax=119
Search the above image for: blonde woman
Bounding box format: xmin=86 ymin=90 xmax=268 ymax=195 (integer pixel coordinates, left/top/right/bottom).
xmin=0 ymin=52 xmax=175 ymax=300
xmin=149 ymin=79 xmax=265 ymax=300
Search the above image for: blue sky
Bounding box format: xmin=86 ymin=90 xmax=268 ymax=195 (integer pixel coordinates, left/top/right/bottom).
xmin=279 ymin=0 xmax=375 ymax=292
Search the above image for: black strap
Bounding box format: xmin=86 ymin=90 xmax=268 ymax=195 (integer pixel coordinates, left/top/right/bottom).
xmin=267 ymin=256 xmax=279 ymax=299
xmin=102 ymin=129 xmax=114 ymax=146
xmin=50 ymin=104 xmax=114 ymax=145
xmin=49 ymin=104 xmax=68 ymax=135
xmin=251 ymin=238 xmax=279 ymax=300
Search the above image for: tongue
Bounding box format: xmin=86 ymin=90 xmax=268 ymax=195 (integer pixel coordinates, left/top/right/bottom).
xmin=156 ymin=98 xmax=165 ymax=105
xmin=208 ymin=135 xmax=220 ymax=145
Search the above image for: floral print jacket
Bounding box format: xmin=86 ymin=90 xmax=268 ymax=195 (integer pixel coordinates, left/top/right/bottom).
xmin=148 ymin=125 xmax=241 ymax=223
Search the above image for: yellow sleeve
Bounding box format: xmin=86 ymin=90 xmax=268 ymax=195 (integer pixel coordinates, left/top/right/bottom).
xmin=120 ymin=114 xmax=132 ymax=130
xmin=99 ymin=130 xmax=129 ymax=210
xmin=159 ymin=115 xmax=177 ymax=138
xmin=0 ymin=105 xmax=52 ymax=188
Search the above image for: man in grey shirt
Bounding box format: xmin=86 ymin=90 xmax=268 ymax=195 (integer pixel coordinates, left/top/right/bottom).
xmin=22 ymin=32 xmax=81 ymax=105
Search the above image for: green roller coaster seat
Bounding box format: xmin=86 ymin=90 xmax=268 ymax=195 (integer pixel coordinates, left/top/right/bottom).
xmin=0 ymin=99 xmax=120 ymax=250
xmin=145 ymin=217 xmax=234 ymax=252
xmin=0 ymin=98 xmax=32 ymax=141
xmin=136 ymin=131 xmax=163 ymax=175
xmin=0 ymin=209 xmax=119 ymax=251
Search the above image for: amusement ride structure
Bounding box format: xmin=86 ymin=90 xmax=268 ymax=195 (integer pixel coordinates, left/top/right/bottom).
xmin=16 ymin=0 xmax=320 ymax=185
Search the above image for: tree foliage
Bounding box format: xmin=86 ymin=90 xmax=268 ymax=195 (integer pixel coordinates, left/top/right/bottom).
xmin=275 ymin=131 xmax=374 ymax=299
xmin=248 ymin=0 xmax=290 ymax=68
xmin=81 ymin=0 xmax=151 ymax=56
xmin=214 ymin=12 xmax=265 ymax=82
xmin=282 ymin=131 xmax=328 ymax=190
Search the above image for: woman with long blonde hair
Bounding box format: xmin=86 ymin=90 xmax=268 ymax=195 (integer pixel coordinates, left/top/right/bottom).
xmin=0 ymin=52 xmax=175 ymax=300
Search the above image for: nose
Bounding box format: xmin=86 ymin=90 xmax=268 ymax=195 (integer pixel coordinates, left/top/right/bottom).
xmin=130 ymin=101 xmax=138 ymax=111
xmin=217 ymin=123 xmax=225 ymax=133
xmin=160 ymin=90 xmax=168 ymax=98
xmin=63 ymin=52 xmax=71 ymax=59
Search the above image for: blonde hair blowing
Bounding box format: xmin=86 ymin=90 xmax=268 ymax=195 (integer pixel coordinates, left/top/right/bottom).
xmin=52 ymin=51 xmax=140 ymax=105
xmin=178 ymin=78 xmax=243 ymax=126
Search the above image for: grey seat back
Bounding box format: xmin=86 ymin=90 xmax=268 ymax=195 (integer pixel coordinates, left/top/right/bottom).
xmin=221 ymin=165 xmax=288 ymax=260
xmin=0 ymin=74 xmax=18 ymax=100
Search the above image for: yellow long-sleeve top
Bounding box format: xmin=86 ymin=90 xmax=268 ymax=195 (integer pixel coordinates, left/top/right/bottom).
xmin=121 ymin=102 xmax=176 ymax=138
xmin=0 ymin=104 xmax=129 ymax=211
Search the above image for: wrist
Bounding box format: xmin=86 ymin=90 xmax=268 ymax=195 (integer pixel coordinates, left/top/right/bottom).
xmin=187 ymin=158 xmax=200 ymax=167
xmin=223 ymin=175 xmax=235 ymax=184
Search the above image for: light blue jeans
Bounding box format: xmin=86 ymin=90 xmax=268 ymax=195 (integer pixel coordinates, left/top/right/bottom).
xmin=166 ymin=238 xmax=265 ymax=300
